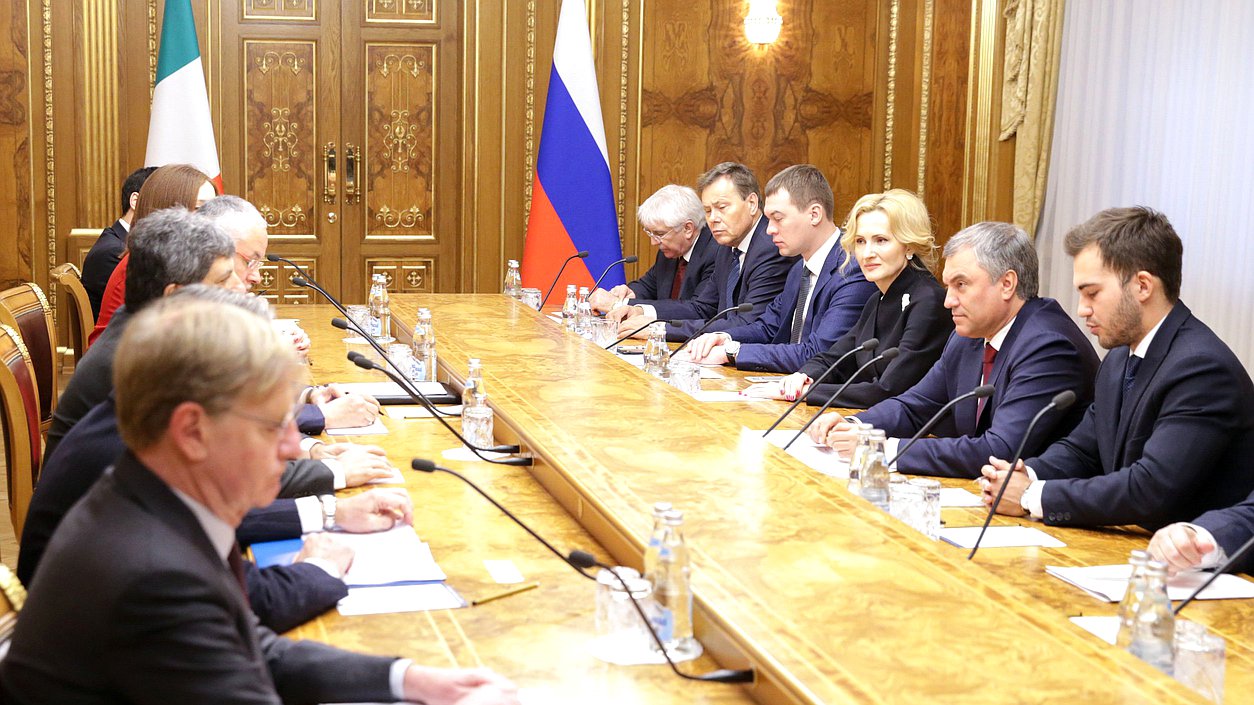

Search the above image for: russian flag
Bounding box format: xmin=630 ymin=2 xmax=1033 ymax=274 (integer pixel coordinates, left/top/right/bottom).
xmin=522 ymin=0 xmax=624 ymax=293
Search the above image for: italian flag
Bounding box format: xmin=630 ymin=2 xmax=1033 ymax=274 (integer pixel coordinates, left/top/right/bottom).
xmin=145 ymin=0 xmax=223 ymax=192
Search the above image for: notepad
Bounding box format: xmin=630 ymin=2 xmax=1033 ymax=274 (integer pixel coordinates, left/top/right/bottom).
xmin=758 ymin=429 xmax=850 ymax=477
xmin=1046 ymin=563 xmax=1254 ymax=603
xmin=938 ymin=525 xmax=1066 ymax=549
xmin=337 ymin=583 xmax=466 ymax=616
xmin=325 ymin=417 xmax=389 ymax=436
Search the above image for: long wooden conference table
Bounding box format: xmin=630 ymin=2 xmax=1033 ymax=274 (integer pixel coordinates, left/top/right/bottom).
xmin=282 ymin=293 xmax=1250 ymax=704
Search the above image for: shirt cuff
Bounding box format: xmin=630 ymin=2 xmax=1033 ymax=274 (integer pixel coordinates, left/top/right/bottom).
xmin=324 ymin=459 xmax=346 ymax=489
xmin=299 ymin=557 xmax=343 ymax=579
xmin=299 ymin=436 xmax=323 ymax=453
xmin=637 ymin=303 xmax=657 ymax=319
xmin=1021 ymin=478 xmax=1045 ymax=519
xmin=884 ymin=437 xmax=900 ymax=471
xmin=295 ymin=496 xmax=324 ymax=533
xmin=1184 ymin=524 xmax=1226 ymax=569
xmin=390 ymin=658 xmax=413 ymax=701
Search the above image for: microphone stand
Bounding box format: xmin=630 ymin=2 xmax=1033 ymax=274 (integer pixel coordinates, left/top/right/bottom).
xmin=586 ymin=256 xmax=638 ymax=298
xmin=670 ymin=303 xmax=756 ymax=359
xmin=785 ymin=348 xmax=899 ymax=450
xmin=1174 ymin=533 xmax=1254 ymax=614
xmin=762 ymin=338 xmax=879 ymax=435
xmin=541 ymin=251 xmax=591 ymax=307
xmin=884 ymin=384 xmax=995 ymax=466
xmin=331 ymin=317 xmax=457 ymax=419
xmin=605 ymin=318 xmax=661 ymax=349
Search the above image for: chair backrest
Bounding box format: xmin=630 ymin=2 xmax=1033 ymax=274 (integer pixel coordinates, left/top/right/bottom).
xmin=0 ymin=324 xmax=40 ymax=542
xmin=0 ymin=283 xmax=57 ymax=431
xmin=50 ymin=263 xmax=95 ymax=367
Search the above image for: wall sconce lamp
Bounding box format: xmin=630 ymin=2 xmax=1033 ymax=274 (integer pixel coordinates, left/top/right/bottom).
xmin=745 ymin=0 xmax=783 ymax=45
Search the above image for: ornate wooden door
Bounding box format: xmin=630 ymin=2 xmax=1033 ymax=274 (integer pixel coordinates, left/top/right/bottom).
xmin=217 ymin=0 xmax=459 ymax=305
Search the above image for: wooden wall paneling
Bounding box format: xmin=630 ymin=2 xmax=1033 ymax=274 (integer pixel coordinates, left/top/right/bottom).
xmin=0 ymin=1 xmax=35 ymax=288
xmin=921 ymin=0 xmax=973 ymax=245
xmin=961 ymin=0 xmax=1014 ymax=228
xmin=73 ymin=0 xmax=123 ymax=231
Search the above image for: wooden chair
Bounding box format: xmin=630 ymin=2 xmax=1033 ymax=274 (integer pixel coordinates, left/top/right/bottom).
xmin=0 ymin=563 xmax=24 ymax=658
xmin=0 ymin=324 xmax=40 ymax=542
xmin=0 ymin=283 xmax=57 ymax=434
xmin=50 ymin=263 xmax=95 ymax=367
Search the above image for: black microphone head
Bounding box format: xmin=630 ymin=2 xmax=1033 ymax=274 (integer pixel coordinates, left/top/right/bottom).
xmin=736 ymin=302 xmax=755 ymax=313
xmin=348 ymin=353 xmax=374 ymax=370
xmin=1052 ymin=389 xmax=1077 ymax=410
xmin=346 ymin=350 xmax=366 ymax=363
xmin=331 ymin=317 xmax=350 ymax=330
xmin=266 ymin=254 xmax=283 ymax=262
xmin=410 ymin=458 xmax=439 ymax=473
xmin=623 ymin=255 xmax=639 ymax=264
xmin=291 ymin=275 xmax=310 ymax=287
xmin=567 ymin=550 xmax=599 ymax=570
xmin=859 ymin=337 xmax=880 ymax=351
xmin=576 ymin=250 xmax=590 ymax=258
xmin=973 ymin=384 xmax=995 ymax=399
xmin=879 ymin=347 xmax=900 ymax=360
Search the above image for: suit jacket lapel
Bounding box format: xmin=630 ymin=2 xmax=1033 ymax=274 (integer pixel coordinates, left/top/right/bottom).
xmin=1112 ymin=303 xmax=1190 ymax=461
xmin=655 ymin=254 xmax=678 ymax=299
xmin=954 ymin=337 xmax=985 ymax=435
xmin=801 ymin=245 xmax=845 ymax=337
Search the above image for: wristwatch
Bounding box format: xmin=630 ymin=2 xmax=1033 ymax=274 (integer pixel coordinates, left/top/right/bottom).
xmin=319 ymin=494 xmax=338 ymax=531
xmin=725 ymin=340 xmax=741 ymax=365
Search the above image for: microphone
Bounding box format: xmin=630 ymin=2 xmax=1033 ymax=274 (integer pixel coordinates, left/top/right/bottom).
xmin=784 ymin=348 xmax=899 ymax=450
xmin=587 ymin=255 xmax=639 ymax=298
xmin=412 ymin=459 xmax=592 ymax=577
xmin=332 ymin=317 xmax=456 ymax=419
xmin=968 ymin=390 xmax=1077 ymax=560
xmin=762 ymin=338 xmax=879 ymax=436
xmin=605 ymin=318 xmax=660 ymax=350
xmin=567 ymin=551 xmax=755 ymax=683
xmin=885 ymin=384 xmax=995 ymax=466
xmin=1173 ymin=533 xmax=1254 ymax=614
xmin=541 ymin=250 xmax=591 ymax=307
xmin=350 ymin=353 xmax=532 ymax=466
xmin=670 ymin=302 xmax=756 ymax=359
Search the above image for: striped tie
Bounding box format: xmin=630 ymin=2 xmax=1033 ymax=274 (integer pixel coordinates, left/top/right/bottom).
xmin=789 ymin=270 xmax=813 ymax=344
xmin=724 ymin=252 xmax=742 ymax=307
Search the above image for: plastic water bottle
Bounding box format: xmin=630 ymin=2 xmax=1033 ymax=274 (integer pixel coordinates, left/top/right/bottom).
xmin=651 ymin=509 xmax=697 ymax=656
xmin=1115 ymin=550 xmax=1151 ymax=649
xmin=576 ymin=287 xmax=593 ymax=337
xmin=641 ymin=501 xmax=674 ymax=584
xmin=462 ymin=358 xmax=485 ymax=407
xmin=1127 ymin=560 xmax=1175 ymax=676
xmin=409 ymin=313 xmax=428 ymax=382
xmin=859 ymin=430 xmax=890 ymax=510
xmin=561 ymin=285 xmax=578 ymax=331
xmin=367 ymin=273 xmax=392 ymax=342
xmin=503 ymin=259 xmax=523 ymax=298
xmin=642 ymin=322 xmax=670 ymax=377
xmin=416 ymin=308 xmax=437 ymax=382
xmin=846 ymin=422 xmax=874 ymax=493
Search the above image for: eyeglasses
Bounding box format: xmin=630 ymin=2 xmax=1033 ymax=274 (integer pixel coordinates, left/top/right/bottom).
xmin=643 ymin=225 xmax=680 ymax=242
xmin=236 ymin=251 xmax=265 ymax=272
xmin=226 ymin=403 xmax=299 ymax=438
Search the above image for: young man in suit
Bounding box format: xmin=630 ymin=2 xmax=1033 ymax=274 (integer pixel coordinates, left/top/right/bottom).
xmin=981 ymin=207 xmax=1254 ymax=530
xmin=609 ymin=162 xmax=796 ymax=340
xmin=80 ymin=166 xmax=157 ymax=317
xmin=0 ymin=296 xmax=519 ymax=705
xmin=587 ymin=184 xmax=717 ymax=314
xmin=683 ymin=164 xmax=878 ymax=373
xmin=809 ymin=221 xmax=1100 ymax=476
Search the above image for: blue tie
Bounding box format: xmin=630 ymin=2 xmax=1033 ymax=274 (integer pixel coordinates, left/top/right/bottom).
xmin=1123 ymin=354 xmax=1142 ymax=397
xmin=724 ymin=251 xmax=742 ymax=306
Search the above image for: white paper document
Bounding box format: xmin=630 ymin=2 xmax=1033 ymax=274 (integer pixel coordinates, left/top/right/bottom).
xmin=1046 ymin=563 xmax=1254 ymax=603
xmin=330 ymin=527 xmax=447 ymax=587
xmin=337 ymin=583 xmax=466 ymax=616
xmin=440 ymin=446 xmax=512 ymax=462
xmin=758 ymin=429 xmax=850 ymax=477
xmin=690 ymin=390 xmax=749 ymax=402
xmin=483 ymin=559 xmax=526 ymax=584
xmin=385 ymin=404 xmax=462 ymax=419
xmin=1069 ymin=615 xmax=1120 ymax=645
xmin=615 ymin=352 xmax=645 ymax=367
xmin=325 ymin=417 xmax=389 ymax=436
xmin=333 ymin=380 xmax=449 ymax=398
xmin=938 ymin=525 xmax=1066 ymax=549
xmin=939 ymin=487 xmax=984 ymax=507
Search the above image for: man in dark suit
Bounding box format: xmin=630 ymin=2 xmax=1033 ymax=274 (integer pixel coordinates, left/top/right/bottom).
xmin=588 ymin=184 xmax=717 ymax=314
xmin=0 ymin=296 xmax=519 ymax=704
xmin=610 ymin=162 xmax=796 ymax=340
xmin=810 ymin=221 xmax=1099 ymax=476
xmin=1149 ymin=489 xmax=1254 ymax=575
xmin=684 ymin=164 xmax=877 ymax=372
xmin=982 ymin=207 xmax=1254 ymax=531
xmin=80 ymin=166 xmax=156 ymax=317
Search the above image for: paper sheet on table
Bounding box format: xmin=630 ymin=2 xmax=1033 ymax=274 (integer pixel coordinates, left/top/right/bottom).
xmin=331 ymin=528 xmax=446 ymax=586
xmin=697 ymin=367 xmax=722 ymax=379
xmin=385 ymin=405 xmax=462 ymax=419
xmin=333 ymin=381 xmax=449 ymax=398
xmin=441 ymin=446 xmax=511 ymax=462
xmin=337 ymin=583 xmax=465 ymax=616
xmin=1070 ymin=615 xmax=1120 ymax=645
xmin=341 ymin=335 xmax=369 ymax=344
xmin=939 ymin=525 xmax=1066 ymax=549
xmin=484 ymin=559 xmax=526 ymax=584
xmin=939 ymin=487 xmax=984 ymax=507
xmin=546 ymin=312 xmax=563 ymax=323
xmin=690 ymin=390 xmax=750 ymax=402
xmin=758 ymin=429 xmax=850 ymax=477
xmin=325 ymin=417 xmax=389 ymax=436
xmin=615 ymin=352 xmax=645 ymax=367
xmin=1046 ymin=564 xmax=1254 ymax=603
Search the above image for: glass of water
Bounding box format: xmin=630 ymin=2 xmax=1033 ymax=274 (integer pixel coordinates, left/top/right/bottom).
xmin=666 ymin=360 xmax=701 ymax=395
xmin=520 ymin=287 xmax=543 ymax=311
xmin=1174 ymin=620 xmax=1225 ymax=703
xmin=461 ymin=405 xmax=494 ymax=448
xmin=589 ymin=318 xmax=618 ymax=347
xmin=345 ymin=305 xmax=370 ymax=339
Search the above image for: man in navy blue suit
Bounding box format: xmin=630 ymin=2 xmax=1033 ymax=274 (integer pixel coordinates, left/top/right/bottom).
xmin=587 ymin=185 xmax=717 ymax=314
xmin=810 ymin=221 xmax=1099 ymax=476
xmin=684 ymin=164 xmax=877 ymax=372
xmin=609 ymin=162 xmax=795 ymax=340
xmin=982 ymin=207 xmax=1254 ymax=531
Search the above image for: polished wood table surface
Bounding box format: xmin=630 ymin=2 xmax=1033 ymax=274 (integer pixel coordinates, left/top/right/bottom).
xmin=281 ymin=294 xmax=1246 ymax=704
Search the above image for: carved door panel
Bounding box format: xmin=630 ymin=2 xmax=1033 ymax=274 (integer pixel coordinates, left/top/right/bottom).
xmin=338 ymin=0 xmax=459 ymax=302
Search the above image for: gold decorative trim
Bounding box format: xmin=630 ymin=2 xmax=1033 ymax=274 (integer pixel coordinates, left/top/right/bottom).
xmin=375 ymin=204 xmax=426 ymax=228
xmin=147 ymin=0 xmax=157 ymax=97
xmin=522 ymin=0 xmax=537 ymax=231
xmin=243 ymin=0 xmax=317 ymax=22
xmin=615 ymin=0 xmax=628 ymax=242
xmin=255 ymin=50 xmax=305 ymax=75
xmin=365 ymin=0 xmax=437 ymax=25
xmin=882 ymin=0 xmax=899 ymax=190
xmin=0 ymin=560 xmax=28 ymax=612
xmin=259 ymin=204 xmax=308 ymax=228
xmin=42 ymin=0 xmax=57 ymax=311
xmin=84 ymin=0 xmax=122 ymax=228
xmin=916 ymin=0 xmax=934 ymax=197
xmin=364 ymin=42 xmax=436 ymax=238
xmin=963 ymin=0 xmax=1000 ymax=223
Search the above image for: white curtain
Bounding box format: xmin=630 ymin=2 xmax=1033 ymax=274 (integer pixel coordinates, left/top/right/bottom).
xmin=1036 ymin=0 xmax=1254 ymax=368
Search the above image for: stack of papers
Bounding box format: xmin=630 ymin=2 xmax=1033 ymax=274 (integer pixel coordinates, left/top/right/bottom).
xmin=1046 ymin=563 xmax=1254 ymax=602
xmin=325 ymin=418 xmax=389 ymax=436
xmin=758 ymin=429 xmax=850 ymax=477
xmin=938 ymin=525 xmax=1066 ymax=548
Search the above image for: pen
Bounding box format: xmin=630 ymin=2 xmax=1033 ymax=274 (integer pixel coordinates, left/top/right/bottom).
xmin=471 ymin=581 xmax=539 ymax=606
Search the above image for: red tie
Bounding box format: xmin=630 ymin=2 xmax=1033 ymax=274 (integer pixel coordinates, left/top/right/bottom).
xmin=669 ymin=259 xmax=687 ymax=299
xmin=227 ymin=546 xmax=251 ymax=606
xmin=977 ymin=343 xmax=997 ymax=422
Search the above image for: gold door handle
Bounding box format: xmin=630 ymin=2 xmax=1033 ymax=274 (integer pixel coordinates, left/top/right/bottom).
xmin=323 ymin=143 xmax=337 ymax=203
xmin=344 ymin=143 xmax=361 ymax=204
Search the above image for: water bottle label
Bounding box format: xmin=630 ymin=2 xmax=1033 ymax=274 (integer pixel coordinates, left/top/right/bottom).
xmin=652 ymin=608 xmax=674 ymax=643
